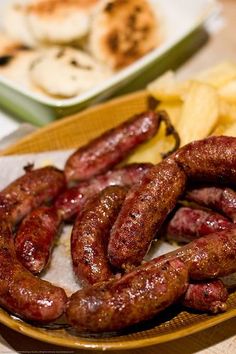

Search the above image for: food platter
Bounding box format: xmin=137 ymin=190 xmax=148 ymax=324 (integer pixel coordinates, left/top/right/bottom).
xmin=1 ymin=90 xmax=236 ymax=350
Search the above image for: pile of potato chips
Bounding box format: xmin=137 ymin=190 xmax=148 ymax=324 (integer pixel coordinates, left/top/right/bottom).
xmin=126 ymin=62 xmax=236 ymax=165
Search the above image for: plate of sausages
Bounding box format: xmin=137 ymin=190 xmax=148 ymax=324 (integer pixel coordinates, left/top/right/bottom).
xmin=1 ymin=91 xmax=236 ymax=350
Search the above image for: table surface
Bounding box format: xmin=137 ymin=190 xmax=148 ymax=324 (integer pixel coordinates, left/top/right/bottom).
xmin=1 ymin=0 xmax=236 ymax=353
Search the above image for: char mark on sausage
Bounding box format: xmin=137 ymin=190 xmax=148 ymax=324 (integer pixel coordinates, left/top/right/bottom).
xmin=182 ymin=280 xmax=228 ymax=314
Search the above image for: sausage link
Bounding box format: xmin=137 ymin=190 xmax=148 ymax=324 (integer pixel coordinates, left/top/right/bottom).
xmin=0 ymin=221 xmax=67 ymax=323
xmin=182 ymin=280 xmax=228 ymax=313
xmin=0 ymin=166 xmax=65 ymax=226
xmin=56 ymin=163 xmax=152 ymax=221
xmin=108 ymin=159 xmax=187 ymax=269
xmin=167 ymin=206 xmax=232 ymax=243
xmin=173 ymin=136 xmax=236 ymax=185
xmin=71 ymin=186 xmax=127 ymax=286
xmin=186 ymin=186 xmax=236 ymax=223
xmin=15 ymin=206 xmax=61 ymax=274
xmin=159 ymin=227 xmax=236 ymax=280
xmin=179 ymin=227 xmax=236 ymax=279
xmin=65 ymin=111 xmax=172 ymax=182
xmin=66 ymin=258 xmax=188 ymax=332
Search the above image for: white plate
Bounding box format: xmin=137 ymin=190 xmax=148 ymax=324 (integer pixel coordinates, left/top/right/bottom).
xmin=0 ymin=0 xmax=220 ymax=125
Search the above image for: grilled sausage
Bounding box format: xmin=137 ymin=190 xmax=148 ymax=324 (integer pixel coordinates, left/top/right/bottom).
xmin=15 ymin=206 xmax=61 ymax=274
xmin=71 ymin=186 xmax=127 ymax=286
xmin=182 ymin=280 xmax=228 ymax=313
xmin=108 ymin=159 xmax=187 ymax=269
xmin=163 ymin=227 xmax=236 ymax=280
xmin=0 ymin=221 xmax=67 ymax=322
xmin=167 ymin=207 xmax=232 ymax=243
xmin=67 ymin=226 xmax=236 ymax=332
xmin=108 ymin=136 xmax=236 ymax=269
xmin=0 ymin=166 xmax=65 ymax=226
xmin=66 ymin=258 xmax=188 ymax=332
xmin=56 ymin=163 xmax=152 ymax=220
xmin=186 ymin=186 xmax=236 ymax=223
xmin=65 ymin=111 xmax=178 ymax=182
xmin=173 ymin=136 xmax=236 ymax=185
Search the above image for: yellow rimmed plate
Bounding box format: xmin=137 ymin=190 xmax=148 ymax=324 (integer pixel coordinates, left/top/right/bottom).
xmin=1 ymin=90 xmax=236 ymax=351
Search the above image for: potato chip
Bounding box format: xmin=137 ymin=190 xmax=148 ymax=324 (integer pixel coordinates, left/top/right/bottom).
xmin=147 ymin=71 xmax=187 ymax=102
xmin=218 ymin=99 xmax=236 ymax=124
xmin=124 ymin=122 xmax=175 ymax=165
xmin=158 ymin=101 xmax=182 ymax=126
xmin=221 ymin=122 xmax=236 ymax=137
xmin=194 ymin=62 xmax=236 ymax=88
xmin=176 ymin=81 xmax=219 ymax=146
xmin=211 ymin=123 xmax=230 ymax=136
xmin=219 ymin=80 xmax=236 ymax=103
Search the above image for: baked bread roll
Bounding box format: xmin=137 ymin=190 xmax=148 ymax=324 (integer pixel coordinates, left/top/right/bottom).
xmin=27 ymin=0 xmax=100 ymax=44
xmin=88 ymin=0 xmax=160 ymax=69
xmin=30 ymin=46 xmax=111 ymax=97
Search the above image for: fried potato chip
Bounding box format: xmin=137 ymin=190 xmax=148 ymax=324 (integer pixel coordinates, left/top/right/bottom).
xmin=124 ymin=122 xmax=175 ymax=165
xmin=219 ymin=80 xmax=236 ymax=103
xmin=194 ymin=62 xmax=236 ymax=88
xmin=158 ymin=102 xmax=182 ymax=126
xmin=221 ymin=122 xmax=236 ymax=137
xmin=211 ymin=123 xmax=230 ymax=136
xmin=177 ymin=81 xmax=219 ymax=146
xmin=145 ymin=61 xmax=236 ymax=155
xmin=147 ymin=71 xmax=188 ymax=102
xmin=218 ymin=99 xmax=236 ymax=124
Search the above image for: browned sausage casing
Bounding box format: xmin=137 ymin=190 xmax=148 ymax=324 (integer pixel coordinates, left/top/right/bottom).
xmin=173 ymin=136 xmax=236 ymax=184
xmin=167 ymin=206 xmax=232 ymax=243
xmin=0 ymin=222 xmax=67 ymax=322
xmin=65 ymin=111 xmax=161 ymax=182
xmin=56 ymin=163 xmax=152 ymax=221
xmin=71 ymin=186 xmax=127 ymax=286
xmin=162 ymin=227 xmax=236 ymax=280
xmin=0 ymin=166 xmax=65 ymax=226
xmin=108 ymin=159 xmax=187 ymax=269
xmin=66 ymin=258 xmax=188 ymax=332
xmin=109 ymin=136 xmax=236 ymax=269
xmin=182 ymin=280 xmax=228 ymax=313
xmin=180 ymin=227 xmax=236 ymax=279
xmin=15 ymin=206 xmax=61 ymax=274
xmin=186 ymin=186 xmax=236 ymax=222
